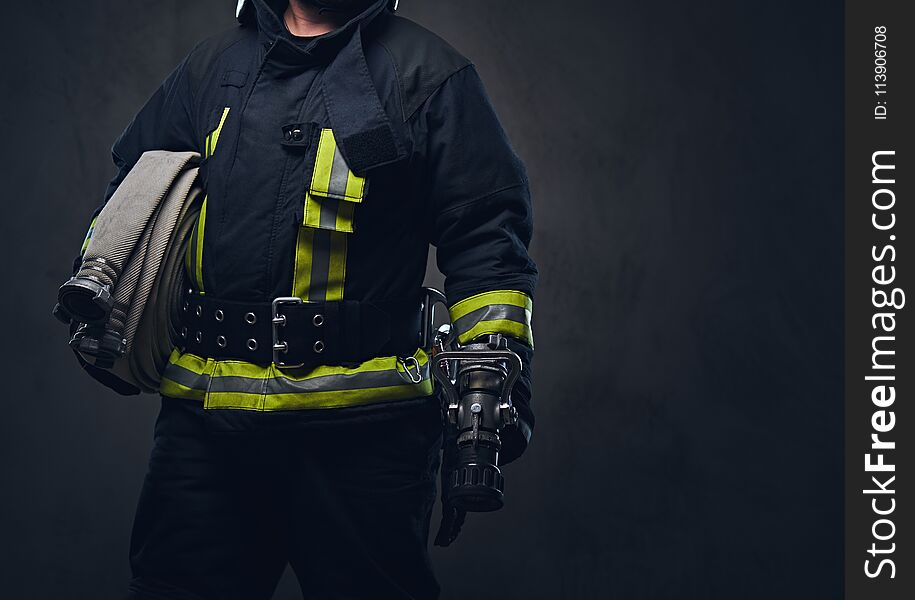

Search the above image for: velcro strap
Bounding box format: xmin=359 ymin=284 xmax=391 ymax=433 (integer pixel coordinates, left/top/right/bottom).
xmin=178 ymin=293 xmax=422 ymax=368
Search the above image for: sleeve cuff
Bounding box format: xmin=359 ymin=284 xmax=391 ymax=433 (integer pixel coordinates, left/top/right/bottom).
xmin=448 ymin=289 xmax=534 ymax=347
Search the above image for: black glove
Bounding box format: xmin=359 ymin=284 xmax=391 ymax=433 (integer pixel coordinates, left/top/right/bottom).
xmin=433 ymin=427 xmax=467 ymax=547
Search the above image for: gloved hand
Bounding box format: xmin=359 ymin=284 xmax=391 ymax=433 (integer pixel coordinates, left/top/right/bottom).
xmin=433 ymin=427 xmax=466 ymax=547
xmin=499 ymin=336 xmax=534 ymax=465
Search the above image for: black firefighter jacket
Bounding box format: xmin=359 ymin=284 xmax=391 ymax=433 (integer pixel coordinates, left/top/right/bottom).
xmin=75 ymin=0 xmax=538 ymax=460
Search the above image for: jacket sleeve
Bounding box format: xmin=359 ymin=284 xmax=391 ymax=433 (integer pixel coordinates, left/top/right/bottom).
xmin=71 ymin=55 xmax=199 ymax=274
xmin=416 ymin=65 xmax=539 ymax=463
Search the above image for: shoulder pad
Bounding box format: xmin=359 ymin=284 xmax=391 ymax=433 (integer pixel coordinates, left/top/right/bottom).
xmin=371 ymin=16 xmax=472 ymax=121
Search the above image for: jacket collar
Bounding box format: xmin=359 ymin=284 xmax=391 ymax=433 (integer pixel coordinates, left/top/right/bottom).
xmin=245 ymin=0 xmax=389 ymax=62
xmin=244 ymin=0 xmax=407 ymax=174
xmin=323 ymin=25 xmax=407 ymax=174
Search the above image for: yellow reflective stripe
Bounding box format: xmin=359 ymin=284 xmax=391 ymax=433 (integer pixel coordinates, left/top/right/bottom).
xmin=209 ymin=107 xmax=230 ymax=156
xmin=310 ymin=129 xmax=336 ymax=196
xmin=309 ymin=129 xmax=366 ymax=202
xmin=160 ymin=348 xmax=433 ymax=410
xmin=335 ymin=201 xmax=355 ymax=233
xmin=193 ymin=197 xmax=208 ymax=294
xmin=167 ymin=348 xmax=429 ymax=382
xmin=343 ymin=168 xmax=367 ymax=202
xmin=326 ymin=231 xmax=347 ymax=301
xmin=184 ymin=201 xmax=202 ymax=291
xmin=80 ymin=216 xmax=98 ymax=254
xmin=302 ymin=194 xmax=356 ymax=234
xmin=159 ymin=375 xmax=206 ymax=401
xmin=450 ymin=290 xmax=532 ymax=319
xmin=303 ymin=193 xmax=319 ymax=228
xmin=159 ymin=348 xmax=209 ymax=400
xmin=292 ymin=226 xmax=315 ymax=300
xmin=190 ymin=107 xmax=230 ymax=293
xmin=293 ymin=226 xmax=348 ymax=302
xmin=295 ymin=129 xmax=355 ymax=301
xmin=449 ymin=290 xmax=534 ymax=347
xmin=456 ymin=319 xmax=533 ymax=347
xmin=258 ymin=382 xmax=431 ymax=410
xmin=292 ymin=225 xmax=348 ymax=301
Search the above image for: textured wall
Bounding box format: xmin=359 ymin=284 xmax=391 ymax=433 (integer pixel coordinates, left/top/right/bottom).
xmin=0 ymin=1 xmax=843 ymax=598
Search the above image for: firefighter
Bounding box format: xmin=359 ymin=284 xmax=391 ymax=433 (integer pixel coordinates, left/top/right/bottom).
xmin=71 ymin=1 xmax=537 ymax=597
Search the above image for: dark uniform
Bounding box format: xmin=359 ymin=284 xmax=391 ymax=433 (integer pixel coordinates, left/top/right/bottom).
xmin=76 ymin=0 xmax=537 ymax=597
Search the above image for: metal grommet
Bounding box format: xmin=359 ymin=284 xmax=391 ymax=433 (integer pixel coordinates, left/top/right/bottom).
xmin=247 ymin=338 xmax=258 ymax=351
xmin=313 ymin=340 xmax=325 ymax=353
xmin=216 ymin=335 xmax=227 ymax=348
xmin=187 ymin=288 xmax=193 ymax=295
xmin=195 ymin=331 xmax=202 ymax=343
xmin=215 ymin=309 xmax=224 ymax=322
xmin=245 ymin=312 xmax=257 ymax=325
xmin=195 ymin=305 xmax=202 ymax=317
xmin=312 ymin=314 xmax=324 ymax=327
xmin=180 ymin=327 xmax=187 ymax=339
xmin=182 ymin=302 xmax=188 ymax=312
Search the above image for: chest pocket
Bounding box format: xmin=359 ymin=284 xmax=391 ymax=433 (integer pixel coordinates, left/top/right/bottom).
xmin=290 ymin=128 xmax=367 ymax=303
xmin=303 ymin=128 xmax=368 ymax=233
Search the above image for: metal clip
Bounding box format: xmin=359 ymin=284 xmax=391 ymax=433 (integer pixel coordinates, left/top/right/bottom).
xmin=400 ymin=355 xmax=423 ymax=384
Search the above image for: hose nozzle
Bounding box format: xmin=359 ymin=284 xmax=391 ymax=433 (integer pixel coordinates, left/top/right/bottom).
xmin=432 ymin=334 xmax=522 ymax=513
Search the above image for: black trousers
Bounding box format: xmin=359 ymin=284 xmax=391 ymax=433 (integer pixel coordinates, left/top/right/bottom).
xmin=126 ymin=397 xmax=443 ymax=600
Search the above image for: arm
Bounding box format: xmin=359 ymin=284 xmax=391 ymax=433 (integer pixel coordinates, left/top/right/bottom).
xmin=418 ymin=65 xmax=539 ymax=464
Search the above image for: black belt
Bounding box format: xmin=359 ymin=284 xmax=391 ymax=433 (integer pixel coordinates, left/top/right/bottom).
xmin=178 ymin=292 xmax=423 ymax=369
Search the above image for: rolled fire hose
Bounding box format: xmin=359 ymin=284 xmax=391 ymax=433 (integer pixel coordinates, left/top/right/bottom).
xmin=58 ymin=150 xmax=202 ymax=393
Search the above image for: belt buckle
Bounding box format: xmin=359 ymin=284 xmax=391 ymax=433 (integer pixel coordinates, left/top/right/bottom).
xmin=272 ymin=296 xmax=305 ymax=368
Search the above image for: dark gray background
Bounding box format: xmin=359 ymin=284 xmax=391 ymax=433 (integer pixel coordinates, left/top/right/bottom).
xmin=0 ymin=1 xmax=843 ymax=598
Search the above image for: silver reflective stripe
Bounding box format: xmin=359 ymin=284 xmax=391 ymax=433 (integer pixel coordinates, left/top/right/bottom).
xmin=163 ymin=358 xmax=429 ymax=395
xmin=209 ymin=375 xmax=267 ymax=395
xmin=327 ymin=145 xmax=351 ymax=198
xmin=319 ymin=197 xmax=340 ymax=230
xmin=308 ymin=229 xmax=331 ymax=302
xmin=452 ymin=304 xmax=530 ymax=337
xmin=163 ymin=362 xmax=211 ymax=389
xmin=266 ymin=363 xmax=428 ymax=394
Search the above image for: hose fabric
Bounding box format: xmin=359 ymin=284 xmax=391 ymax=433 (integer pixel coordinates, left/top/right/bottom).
xmin=77 ymin=150 xmax=202 ymax=392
